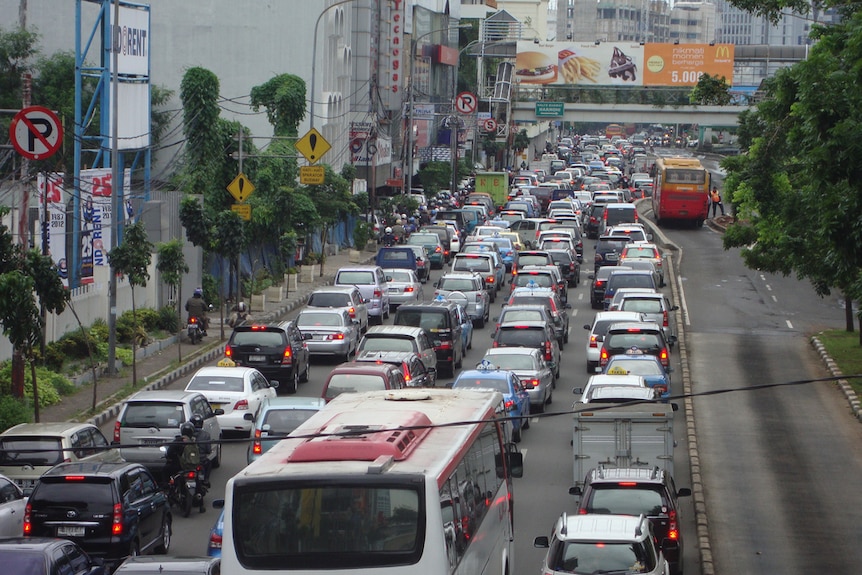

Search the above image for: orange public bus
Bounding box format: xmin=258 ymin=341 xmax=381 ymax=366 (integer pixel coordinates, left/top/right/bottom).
xmin=605 ymin=124 xmax=624 ymax=140
xmin=651 ymin=157 xmax=710 ymax=227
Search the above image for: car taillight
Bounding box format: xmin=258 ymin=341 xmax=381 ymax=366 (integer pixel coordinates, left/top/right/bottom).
xmin=654 ymin=384 xmax=668 ymax=395
xmin=437 ymin=341 xmax=453 ymax=350
xmin=544 ymin=341 xmax=552 ymax=361
xmin=252 ymin=429 xmax=262 ymax=455
xmin=600 ymin=348 xmax=609 ymax=365
xmin=224 ymin=345 xmax=233 ymax=358
xmin=348 ymin=306 xmax=356 ymax=319
xmin=595 ymin=254 xmax=602 ymax=263
xmin=282 ymin=347 xmax=292 ymax=364
xmin=435 ymin=246 xmax=442 ymax=253
xmin=589 ymin=335 xmax=599 ymax=348
xmin=660 ymin=348 xmax=669 ymax=366
xmin=569 ymin=262 xmax=575 ymax=271
xmin=23 ymin=503 xmax=31 ymax=534
xmin=492 ymin=341 xmax=499 ymax=348
xmin=663 ymin=310 xmax=669 ymax=327
xmin=486 ymin=275 xmax=495 ymax=284
xmin=504 ymin=399 xmax=515 ymax=410
xmin=524 ymin=378 xmax=539 ymax=389
xmin=667 ymin=509 xmax=679 ymax=540
xmin=112 ymin=502 xmax=123 ymax=535
xmin=476 ymin=293 xmax=483 ymax=302
xmin=373 ymin=289 xmax=382 ymax=298
xmin=404 ymin=366 xmax=412 ymax=384
xmin=234 ymin=399 xmax=249 ymax=411
xmin=209 ymin=529 xmax=223 ymax=550
xmin=404 ymin=286 xmax=415 ymax=293
xmin=113 ymin=420 xmax=121 ymax=442
xmin=327 ymin=333 xmax=345 ymax=340
xmin=634 ymin=211 xmax=639 ymax=221
xmin=596 ymin=280 xmax=606 ymax=288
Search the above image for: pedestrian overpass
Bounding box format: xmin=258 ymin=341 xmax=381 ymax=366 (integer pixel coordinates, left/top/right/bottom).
xmin=511 ymin=101 xmax=750 ymax=128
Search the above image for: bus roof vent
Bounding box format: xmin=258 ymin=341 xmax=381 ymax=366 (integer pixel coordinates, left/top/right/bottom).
xmin=287 ymin=411 xmax=433 ymax=463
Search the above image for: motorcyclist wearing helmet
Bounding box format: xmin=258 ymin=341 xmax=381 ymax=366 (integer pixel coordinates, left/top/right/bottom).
xmin=164 ymin=422 xmax=201 ymax=479
xmin=392 ymin=219 xmax=405 ymax=243
xmin=382 ymin=226 xmax=395 ymax=247
xmin=191 ymin=414 xmax=212 ymax=487
xmin=185 ymin=288 xmax=209 ymax=334
xmin=228 ymin=300 xmax=249 ymax=328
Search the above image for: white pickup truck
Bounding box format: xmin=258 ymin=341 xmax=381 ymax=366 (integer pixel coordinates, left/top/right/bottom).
xmin=571 ymin=401 xmax=677 ymax=492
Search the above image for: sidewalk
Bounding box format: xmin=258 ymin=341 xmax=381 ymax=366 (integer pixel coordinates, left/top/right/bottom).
xmin=39 ymin=249 xmax=377 ymax=427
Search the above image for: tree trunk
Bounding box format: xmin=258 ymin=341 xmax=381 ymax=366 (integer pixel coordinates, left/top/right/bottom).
xmin=845 ymin=294 xmax=855 ymax=332
xmin=177 ymin=277 xmax=183 ymax=363
xmin=30 ymin=359 xmax=39 ymax=423
xmin=67 ymin=302 xmax=100 ymax=412
xmin=10 ymin=349 xmax=24 ymax=398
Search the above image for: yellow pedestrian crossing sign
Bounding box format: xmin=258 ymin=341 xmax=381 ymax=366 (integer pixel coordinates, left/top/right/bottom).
xmin=227 ymin=172 xmax=255 ymax=203
xmin=295 ymin=128 xmax=331 ymax=164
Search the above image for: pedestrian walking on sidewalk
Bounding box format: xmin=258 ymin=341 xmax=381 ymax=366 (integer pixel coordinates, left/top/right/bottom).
xmin=710 ymin=187 xmax=725 ymax=217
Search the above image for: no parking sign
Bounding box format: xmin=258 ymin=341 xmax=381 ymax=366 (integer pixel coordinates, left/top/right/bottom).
xmin=9 ymin=106 xmax=63 ymax=160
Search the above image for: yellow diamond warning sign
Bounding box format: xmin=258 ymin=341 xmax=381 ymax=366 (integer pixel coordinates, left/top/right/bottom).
xmin=227 ymin=172 xmax=255 ymax=203
xmin=295 ymin=128 xmax=331 ymax=164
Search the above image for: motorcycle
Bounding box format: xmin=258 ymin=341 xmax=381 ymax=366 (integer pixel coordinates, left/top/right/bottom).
xmin=187 ymin=315 xmax=204 ymax=344
xmin=167 ymin=466 xmax=207 ymax=517
xmin=382 ymin=233 xmax=396 ymax=247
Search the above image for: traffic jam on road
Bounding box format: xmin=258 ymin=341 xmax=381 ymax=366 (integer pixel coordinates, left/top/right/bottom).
xmin=0 ymin=130 xmax=700 ymax=574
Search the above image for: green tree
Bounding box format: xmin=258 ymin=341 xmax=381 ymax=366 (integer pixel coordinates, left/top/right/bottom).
xmin=250 ymin=74 xmax=307 ymax=137
xmin=722 ymin=15 xmax=862 ymax=340
xmin=179 ymin=67 xmax=223 ymax=197
xmin=0 ymin=27 xmax=38 ymax=111
xmin=418 ymin=162 xmax=451 ymax=195
xmin=107 ymin=222 xmax=154 ymax=386
xmin=689 ymin=73 xmax=733 ymax=106
xmin=300 ymin=166 xmax=358 ymax=275
xmin=157 ymin=239 xmax=189 ymax=362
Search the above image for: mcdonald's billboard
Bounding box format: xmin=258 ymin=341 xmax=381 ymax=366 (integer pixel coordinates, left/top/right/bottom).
xmin=515 ymin=41 xmax=734 ymax=88
xmin=642 ymin=43 xmax=734 ymax=86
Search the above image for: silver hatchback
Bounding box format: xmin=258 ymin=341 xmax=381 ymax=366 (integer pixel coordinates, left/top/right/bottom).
xmin=433 ymin=272 xmax=490 ymax=327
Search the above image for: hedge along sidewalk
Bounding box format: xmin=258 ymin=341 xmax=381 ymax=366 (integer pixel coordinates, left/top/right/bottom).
xmin=37 ymin=248 xmax=378 ymax=426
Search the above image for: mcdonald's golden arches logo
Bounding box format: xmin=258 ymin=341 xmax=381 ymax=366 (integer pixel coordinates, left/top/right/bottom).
xmin=715 ymin=45 xmax=731 ymax=60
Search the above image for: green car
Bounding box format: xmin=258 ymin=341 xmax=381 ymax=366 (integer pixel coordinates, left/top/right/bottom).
xmin=407 ymin=232 xmax=446 ymax=269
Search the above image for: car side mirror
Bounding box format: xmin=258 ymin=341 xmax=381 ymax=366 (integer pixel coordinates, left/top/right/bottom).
xmin=565 ymin=303 xmax=572 ymax=309
xmin=572 ymin=387 xmax=583 ymax=394
xmin=214 ymin=408 xmax=225 ymax=415
xmin=243 ymin=413 xmax=255 ymax=422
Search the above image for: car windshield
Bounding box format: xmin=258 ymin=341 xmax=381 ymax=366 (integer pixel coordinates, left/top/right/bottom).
xmin=585 ymin=484 xmax=666 ymax=516
xmin=485 ymin=355 xmax=536 ymax=370
xmin=606 ymin=359 xmax=664 ymax=376
xmin=297 ymin=312 xmax=344 ymax=327
xmin=518 ymin=255 xmax=551 ymax=266
xmin=261 ymin=409 xmax=319 ymax=436
xmin=454 ymin=377 xmax=510 ymax=394
xmin=187 ymin=376 xmax=245 ymax=393
xmin=438 ymin=278 xmax=478 ymax=291
xmin=337 ymin=271 xmax=375 ymax=285
xmin=307 ymin=293 xmax=351 ymax=307
xmin=325 ymin=374 xmax=388 ymax=398
xmin=0 ymin=437 xmax=63 ymax=466
xmin=121 ymin=401 xmax=186 ymax=428
xmin=360 ymin=336 xmax=415 ymax=353
xmin=514 ymin=274 xmax=554 ymax=289
xmin=553 ymin=539 xmax=657 ymax=574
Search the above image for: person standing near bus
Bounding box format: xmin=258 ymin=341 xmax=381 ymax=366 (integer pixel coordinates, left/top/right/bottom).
xmin=710 ymin=186 xmax=725 ymax=217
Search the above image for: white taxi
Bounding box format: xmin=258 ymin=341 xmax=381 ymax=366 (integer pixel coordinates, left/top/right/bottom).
xmin=184 ymin=365 xmax=277 ymax=436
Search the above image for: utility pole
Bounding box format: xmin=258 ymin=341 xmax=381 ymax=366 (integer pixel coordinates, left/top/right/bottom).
xmin=107 ymin=0 xmax=120 ymax=374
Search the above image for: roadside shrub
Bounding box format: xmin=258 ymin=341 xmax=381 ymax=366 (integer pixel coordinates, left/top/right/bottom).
xmin=42 ymin=342 xmax=68 ymax=371
xmin=0 ymin=362 xmax=70 ymax=408
xmin=158 ymin=305 xmax=180 ymax=333
xmin=89 ymin=318 xmax=109 ymax=342
xmin=116 ymin=310 xmax=148 ymax=344
xmin=0 ymin=396 xmax=30 ymax=430
xmin=134 ymin=308 xmax=162 ymax=331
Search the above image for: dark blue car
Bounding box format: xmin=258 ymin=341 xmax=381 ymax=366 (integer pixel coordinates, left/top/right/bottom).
xmin=452 ymin=360 xmax=531 ymax=442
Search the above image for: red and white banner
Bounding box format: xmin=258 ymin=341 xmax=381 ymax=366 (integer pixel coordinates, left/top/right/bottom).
xmin=37 ymin=173 xmax=68 ymax=287
xmin=79 ymin=168 xmax=132 ymax=285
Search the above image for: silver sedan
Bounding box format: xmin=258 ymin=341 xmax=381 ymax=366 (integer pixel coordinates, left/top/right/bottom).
xmin=481 ymin=347 xmax=555 ymax=412
xmin=296 ymin=308 xmax=360 ymax=362
xmin=383 ymin=268 xmax=424 ymax=308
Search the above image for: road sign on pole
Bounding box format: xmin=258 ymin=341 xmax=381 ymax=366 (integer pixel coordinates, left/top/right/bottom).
xmin=455 ymin=92 xmax=478 ymax=114
xmin=483 ymin=118 xmax=498 ymax=133
xmin=9 ymin=106 xmax=63 ymax=160
xmin=296 ymin=128 xmax=331 ymax=164
xmin=227 ymin=173 xmax=255 ymax=203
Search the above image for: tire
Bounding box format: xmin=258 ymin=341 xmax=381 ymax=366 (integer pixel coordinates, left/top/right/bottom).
xmin=512 ymin=426 xmax=522 ymax=443
xmin=289 ymin=370 xmax=299 ymax=394
xmin=523 ymin=412 xmax=530 ymax=430
xmin=534 ymin=401 xmax=545 ymax=414
xmin=547 ymin=389 xmax=553 ymax=405
xmin=455 ymin=350 xmax=463 ymax=369
xmin=129 ymin=540 xmax=140 ymax=559
xmin=155 ymin=515 xmax=171 ymax=554
xmin=211 ymin=438 xmax=222 ymax=468
xmin=467 ymin=332 xmax=473 ymax=350
xmin=179 ymin=486 xmax=192 ymax=518
xmin=300 ymin=359 xmax=310 ymax=383
xmin=476 ymin=316 xmax=485 ymax=329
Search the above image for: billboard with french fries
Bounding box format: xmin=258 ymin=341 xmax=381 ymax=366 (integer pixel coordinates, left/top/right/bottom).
xmin=515 ymin=41 xmax=734 ymax=87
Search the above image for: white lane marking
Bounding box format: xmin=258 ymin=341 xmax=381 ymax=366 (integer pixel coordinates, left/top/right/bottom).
xmin=771 ymin=295 xmax=778 ymax=302
xmin=786 ymin=320 xmax=793 ymax=329
xmin=677 ymin=274 xmax=691 ymax=327
xmin=570 ymin=308 xmax=578 ymax=317
xmin=578 ymin=292 xmax=584 ymax=301
xmin=765 ymin=284 xmax=772 ymax=291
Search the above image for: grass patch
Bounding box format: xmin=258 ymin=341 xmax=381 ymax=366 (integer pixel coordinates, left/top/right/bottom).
xmin=815 ymin=329 xmax=862 ymax=394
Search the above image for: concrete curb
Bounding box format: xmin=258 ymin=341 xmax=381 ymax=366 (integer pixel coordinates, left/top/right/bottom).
xmin=82 ymin=254 xmax=379 ymax=429
xmin=810 ymin=336 xmax=862 ymax=420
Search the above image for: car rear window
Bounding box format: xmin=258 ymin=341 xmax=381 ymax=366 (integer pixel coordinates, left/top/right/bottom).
xmin=454 ymin=378 xmax=510 ymax=394
xmin=297 ymin=312 xmax=344 ymax=327
xmin=549 ymin=251 xmax=574 ymax=264
xmin=608 ymin=274 xmax=655 ymax=290
xmin=186 ymin=375 xmax=245 ymax=393
xmin=453 ymin=258 xmax=491 ymax=273
xmin=438 ymin=278 xmax=477 ymax=292
xmin=307 ymin=293 xmax=350 ymax=307
xmin=513 ymin=274 xmax=554 ymax=289
xmin=0 ymin=437 xmax=63 ymax=466
xmin=121 ymin=401 xmax=186 ymax=428
xmin=360 ymin=336 xmax=415 ymax=353
xmin=379 ymin=250 xmax=411 ymax=262
xmin=395 ymin=309 xmax=450 ymax=331
xmin=509 ymin=296 xmax=553 ymax=308
xmin=261 ymin=409 xmax=318 ymax=435
xmin=606 ymin=333 xmax=662 ymax=351
xmin=620 ymin=299 xmax=662 ymax=313
xmin=33 ymin=477 xmax=115 ymax=511
xmin=500 ymin=310 xmax=546 ymax=324
xmin=585 ymin=484 xmax=666 ymax=516
xmin=485 ymin=355 xmax=535 ymax=370
xmin=336 ymin=271 xmax=375 ymax=285
xmin=517 ymin=255 xmax=551 ymax=266
xmin=496 ymin=327 xmax=546 ymax=347
xmin=230 ymin=330 xmax=285 ymax=347
xmin=324 ymin=374 xmax=388 ymax=398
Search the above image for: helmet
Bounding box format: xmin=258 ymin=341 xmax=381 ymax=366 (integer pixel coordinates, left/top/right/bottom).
xmin=190 ymin=414 xmax=204 ymax=429
xmin=401 ymin=213 xmax=407 ymax=220
xmin=385 ymin=227 xmax=392 ymax=234
xmin=193 ymin=287 xmax=203 ymax=297
xmin=237 ymin=301 xmax=247 ymax=312
xmin=395 ymin=219 xmax=402 ymax=225
xmin=180 ymin=422 xmax=195 ymax=438
xmin=408 ymin=216 xmax=415 ymax=223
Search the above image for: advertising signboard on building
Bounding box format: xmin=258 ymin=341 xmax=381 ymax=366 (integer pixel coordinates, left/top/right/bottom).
xmin=515 ymin=41 xmax=734 ymax=87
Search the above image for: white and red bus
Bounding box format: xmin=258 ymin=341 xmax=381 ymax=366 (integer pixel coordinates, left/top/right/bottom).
xmin=651 ymin=156 xmax=711 ymax=227
xmin=220 ymin=388 xmax=524 ymax=575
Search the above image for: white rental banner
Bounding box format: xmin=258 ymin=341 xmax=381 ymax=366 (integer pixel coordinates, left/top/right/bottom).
xmin=37 ymin=173 xmax=68 ymax=287
xmin=79 ymin=168 xmax=131 ymax=285
xmin=109 ymin=4 xmax=150 ymax=76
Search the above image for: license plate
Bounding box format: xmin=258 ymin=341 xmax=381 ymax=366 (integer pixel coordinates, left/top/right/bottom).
xmin=389 ymin=287 xmax=400 ymax=293
xmin=248 ymin=355 xmax=266 ymax=362
xmin=209 ymin=403 xmax=222 ymax=411
xmin=607 ymin=253 xmax=618 ymax=261
xmin=140 ymin=438 xmax=162 ymax=446
xmin=58 ymin=526 xmax=85 ymax=537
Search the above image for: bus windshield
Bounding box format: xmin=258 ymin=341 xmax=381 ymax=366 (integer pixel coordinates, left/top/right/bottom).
xmin=233 ymin=482 xmax=424 ymax=569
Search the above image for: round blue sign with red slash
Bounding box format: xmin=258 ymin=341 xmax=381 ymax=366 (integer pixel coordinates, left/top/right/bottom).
xmin=10 ymin=106 xmax=63 ymax=161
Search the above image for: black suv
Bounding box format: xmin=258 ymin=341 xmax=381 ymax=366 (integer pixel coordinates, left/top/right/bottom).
xmin=571 ymin=466 xmax=692 ymax=575
xmin=25 ymin=462 xmax=171 ymax=570
xmin=546 ymin=249 xmax=581 ymax=287
xmin=393 ymin=302 xmax=464 ymax=376
xmin=593 ymin=235 xmax=632 ymax=271
xmin=354 ymin=350 xmax=436 ymax=388
xmin=225 ymin=322 xmax=311 ymax=394
xmin=583 ymin=203 xmax=606 ymax=239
